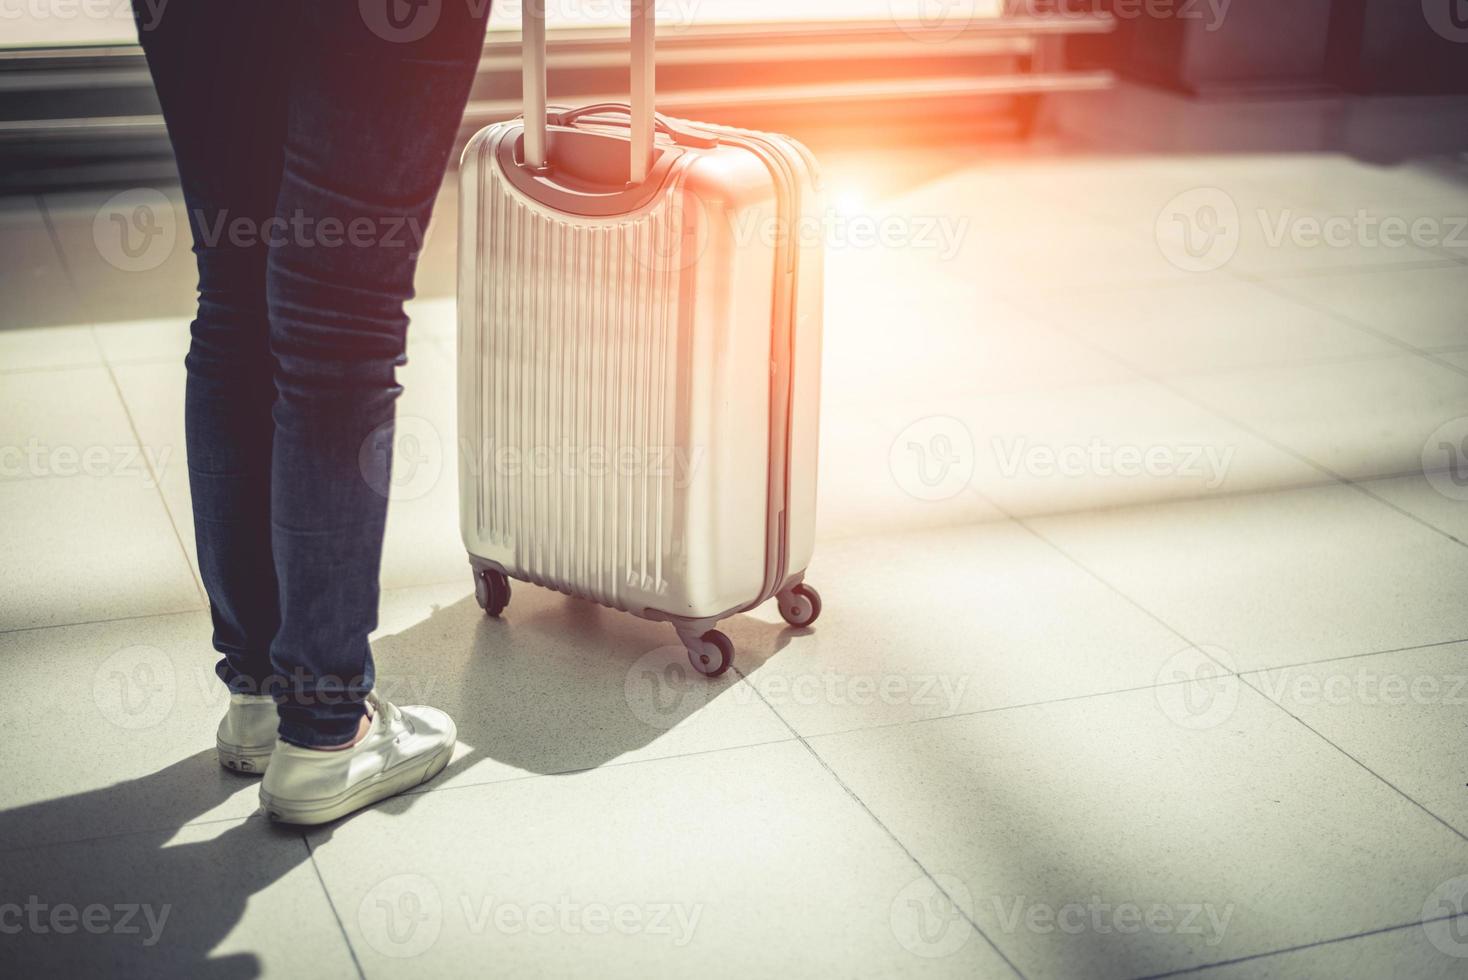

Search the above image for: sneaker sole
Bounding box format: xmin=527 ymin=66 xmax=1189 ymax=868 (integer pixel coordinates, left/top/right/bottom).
xmin=258 ymin=731 xmax=456 ymax=826
xmin=217 ymin=738 xmax=274 ymax=775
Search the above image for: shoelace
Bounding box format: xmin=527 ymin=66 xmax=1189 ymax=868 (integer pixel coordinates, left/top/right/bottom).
xmin=364 ymin=690 xmax=402 ymax=731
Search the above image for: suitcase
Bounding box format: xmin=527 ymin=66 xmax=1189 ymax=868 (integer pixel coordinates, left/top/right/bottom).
xmin=456 ymin=0 xmax=823 ymax=677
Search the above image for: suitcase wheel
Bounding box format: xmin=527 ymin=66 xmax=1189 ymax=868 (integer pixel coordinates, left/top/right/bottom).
xmin=687 ymin=629 xmax=734 ymax=678
xmin=474 ymin=568 xmax=511 ymax=618
xmin=777 ymin=584 xmax=822 ymax=629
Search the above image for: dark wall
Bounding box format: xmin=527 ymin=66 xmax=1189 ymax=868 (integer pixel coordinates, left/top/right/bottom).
xmin=1328 ymin=0 xmax=1468 ymax=94
xmin=1074 ymin=0 xmax=1468 ymax=95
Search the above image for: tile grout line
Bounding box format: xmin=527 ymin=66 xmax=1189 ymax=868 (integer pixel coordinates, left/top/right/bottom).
xmin=1133 ymin=910 xmax=1468 ymax=980
xmin=954 ymin=481 xmax=1468 ymax=855
xmin=0 ymin=604 xmax=206 ymax=637
xmin=731 ymin=665 xmax=1030 ymax=980
xmin=33 ymin=192 xmax=76 ymax=286
xmin=0 ymin=573 xmax=480 ymax=637
xmin=1014 ymin=506 xmax=1468 ymax=846
xmin=0 ymin=734 xmax=801 ymax=859
xmin=1241 ymin=272 xmax=1468 ymax=383
xmin=18 ymin=620 xmax=1465 ymax=859
xmin=92 ymin=334 xmax=209 ymax=605
xmin=791 ymin=629 xmax=1468 ymax=744
xmin=1238 ymin=270 xmax=1456 ymax=362
xmin=990 ymin=254 xmax=1460 ymax=307
xmin=0 ymin=811 xmax=252 ymax=858
xmin=35 ymin=188 xmax=207 ymax=603
xmin=1151 ymin=378 xmax=1468 ymax=550
xmin=301 ymin=832 xmax=369 ymax=980
xmin=393 ymin=733 xmax=806 ymax=804
xmin=1022 ymin=283 xmax=1468 ymax=552
xmin=1242 ymin=634 xmax=1468 ymax=676
xmin=1237 ymin=672 xmax=1468 ymax=842
xmin=0 ymin=354 xmax=189 ymax=376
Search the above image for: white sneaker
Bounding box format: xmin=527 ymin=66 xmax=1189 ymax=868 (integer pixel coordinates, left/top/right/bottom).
xmin=258 ymin=692 xmax=456 ymax=826
xmin=217 ymin=693 xmax=278 ymax=775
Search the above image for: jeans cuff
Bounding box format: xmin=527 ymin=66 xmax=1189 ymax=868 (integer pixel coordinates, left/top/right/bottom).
xmin=276 ymin=712 xmax=365 ymax=749
xmin=215 ymin=658 xmax=276 ymax=696
xmin=275 ymin=694 xmax=368 ymax=748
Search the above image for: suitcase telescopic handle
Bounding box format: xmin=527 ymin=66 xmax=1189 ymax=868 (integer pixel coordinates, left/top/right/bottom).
xmin=521 ymin=0 xmax=657 ymax=184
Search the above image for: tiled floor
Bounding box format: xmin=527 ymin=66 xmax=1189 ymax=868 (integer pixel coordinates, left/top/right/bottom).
xmin=2 ymin=129 xmax=1467 ymax=978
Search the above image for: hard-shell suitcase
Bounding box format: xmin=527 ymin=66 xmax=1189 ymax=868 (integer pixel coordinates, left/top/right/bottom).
xmin=456 ymin=0 xmax=823 ymax=677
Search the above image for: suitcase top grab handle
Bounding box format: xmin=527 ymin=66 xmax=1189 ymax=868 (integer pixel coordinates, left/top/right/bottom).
xmin=521 ymin=0 xmax=656 ymax=184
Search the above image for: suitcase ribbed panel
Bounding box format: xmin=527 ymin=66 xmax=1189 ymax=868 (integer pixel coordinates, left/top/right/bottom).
xmin=468 ymin=156 xmax=681 ymax=610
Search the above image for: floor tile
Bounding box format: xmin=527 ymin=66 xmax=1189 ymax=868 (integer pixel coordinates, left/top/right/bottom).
xmin=1183 ymin=920 xmax=1468 ymax=980
xmin=0 ymin=610 xmax=264 ymax=850
xmin=1011 ymin=156 xmax=1287 ymax=226
xmin=0 ymin=578 xmax=677 ymax=852
xmin=886 ymin=379 xmax=1324 ymax=518
xmin=727 ymin=521 xmax=1188 ymax=737
xmin=0 ymin=818 xmax=359 ymax=978
xmin=6 ymin=141 xmax=1468 ymax=978
xmin=1029 ymin=484 xmax=1468 ymax=672
xmin=1011 ymin=278 xmax=1402 ymax=378
xmin=1242 ymin=641 xmax=1468 ymax=836
xmin=1437 ymin=350 xmax=1468 ymax=373
xmin=1225 ymin=201 xmax=1451 ymax=277
xmin=0 ymin=196 xmax=79 ymax=330
xmin=980 ymin=218 xmax=1203 ymax=293
xmin=39 ymin=186 xmax=199 ymax=326
xmin=0 ymin=366 xmax=141 ymax=483
xmin=94 ymin=317 xmax=192 ymax=365
xmin=1011 ymin=154 xmax=1454 ymax=278
xmin=1227 ymin=154 xmax=1468 ymax=217
xmin=1261 ymin=264 xmax=1468 ymax=354
xmin=816 ymin=407 xmax=1008 ymax=539
xmin=807 ymin=686 xmax=1468 ymax=980
xmin=405 ymin=294 xmax=457 ymax=346
xmin=378 ymin=338 xmax=471 ymax=589
xmin=362 ymin=580 xmax=795 ymax=792
xmin=306 ymin=741 xmax=1016 ymax=977
xmin=0 ymin=475 xmax=201 ymax=631
xmin=865 ymin=160 xmax=1218 ymax=292
xmin=414 ymin=178 xmax=459 ymax=300
xmin=1173 ymin=354 xmax=1468 ymax=481
xmin=111 ymin=361 xmax=196 ymax=574
xmin=823 ymin=255 xmax=1138 ymax=399
xmin=0 ymin=324 xmax=101 ymax=372
xmin=1359 ymin=474 xmax=1468 ymax=544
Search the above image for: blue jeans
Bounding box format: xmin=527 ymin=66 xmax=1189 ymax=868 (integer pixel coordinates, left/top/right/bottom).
xmin=135 ymin=0 xmax=489 ymax=747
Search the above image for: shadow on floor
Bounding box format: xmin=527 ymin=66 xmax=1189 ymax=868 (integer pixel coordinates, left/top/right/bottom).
xmin=0 ymin=589 xmax=803 ymax=974
xmin=369 ymin=592 xmax=803 ymax=776
xmin=0 ymin=752 xmax=332 ymax=977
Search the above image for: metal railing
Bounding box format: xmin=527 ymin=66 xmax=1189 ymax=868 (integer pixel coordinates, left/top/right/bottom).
xmin=0 ymin=15 xmax=1114 ymax=191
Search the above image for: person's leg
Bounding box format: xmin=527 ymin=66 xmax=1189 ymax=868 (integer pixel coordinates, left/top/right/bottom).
xmin=133 ymin=0 xmax=293 ymax=696
xmin=264 ymin=1 xmax=490 ymax=748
